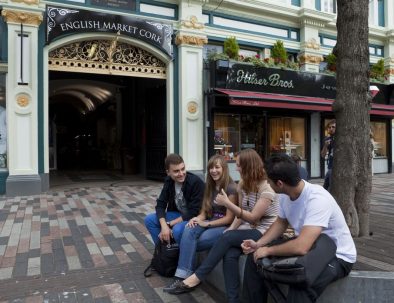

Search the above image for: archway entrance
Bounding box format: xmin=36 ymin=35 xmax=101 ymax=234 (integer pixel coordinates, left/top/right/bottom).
xmin=48 ymin=39 xmax=168 ymax=183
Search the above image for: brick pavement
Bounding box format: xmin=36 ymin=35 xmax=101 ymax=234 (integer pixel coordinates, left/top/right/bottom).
xmin=0 ymin=174 xmax=393 ymax=302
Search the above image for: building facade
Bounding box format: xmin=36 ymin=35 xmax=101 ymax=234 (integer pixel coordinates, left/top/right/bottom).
xmin=0 ymin=0 xmax=393 ymax=195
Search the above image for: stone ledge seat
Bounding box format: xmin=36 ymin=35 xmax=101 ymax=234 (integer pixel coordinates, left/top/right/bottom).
xmin=198 ymin=253 xmax=394 ymax=303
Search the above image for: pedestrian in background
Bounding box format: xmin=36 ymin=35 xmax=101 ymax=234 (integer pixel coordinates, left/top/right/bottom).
xmin=321 ymin=119 xmax=336 ymax=190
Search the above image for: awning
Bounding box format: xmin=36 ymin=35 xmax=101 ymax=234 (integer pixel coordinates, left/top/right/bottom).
xmin=214 ymin=88 xmax=394 ymax=116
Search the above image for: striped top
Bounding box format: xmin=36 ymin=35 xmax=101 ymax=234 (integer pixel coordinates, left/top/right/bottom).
xmin=238 ymin=180 xmax=279 ymax=234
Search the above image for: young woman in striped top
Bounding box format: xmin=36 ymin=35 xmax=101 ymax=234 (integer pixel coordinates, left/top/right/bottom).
xmin=167 ymin=149 xmax=279 ymax=303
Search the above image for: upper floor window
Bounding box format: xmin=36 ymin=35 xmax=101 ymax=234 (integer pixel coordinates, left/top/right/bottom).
xmin=321 ymin=0 xmax=336 ymax=13
xmin=369 ymin=0 xmax=385 ymax=27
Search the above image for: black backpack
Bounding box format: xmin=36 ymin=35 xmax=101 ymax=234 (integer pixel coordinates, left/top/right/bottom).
xmin=144 ymin=239 xmax=179 ymax=277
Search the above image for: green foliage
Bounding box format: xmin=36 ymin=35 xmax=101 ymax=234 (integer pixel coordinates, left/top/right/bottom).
xmin=325 ymin=53 xmax=337 ymax=71
xmin=223 ymin=36 xmax=240 ymax=60
xmin=370 ymin=59 xmax=385 ymax=80
xmin=271 ymin=40 xmax=287 ymax=63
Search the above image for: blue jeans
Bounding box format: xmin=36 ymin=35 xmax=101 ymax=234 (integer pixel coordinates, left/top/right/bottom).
xmin=144 ymin=212 xmax=187 ymax=245
xmin=194 ymin=229 xmax=262 ymax=303
xmin=175 ymin=224 xmax=226 ymax=279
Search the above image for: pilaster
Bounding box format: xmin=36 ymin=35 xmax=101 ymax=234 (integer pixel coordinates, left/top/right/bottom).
xmin=176 ymin=2 xmax=207 ymax=173
xmin=384 ymin=32 xmax=394 ymax=84
xmin=1 ymin=9 xmax=43 ymax=196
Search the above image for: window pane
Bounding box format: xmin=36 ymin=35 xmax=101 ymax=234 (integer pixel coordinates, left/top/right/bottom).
xmin=371 ymin=121 xmax=387 ymax=157
xmin=269 ymin=117 xmax=305 ymax=159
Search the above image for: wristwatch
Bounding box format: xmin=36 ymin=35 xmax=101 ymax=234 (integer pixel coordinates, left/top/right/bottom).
xmin=166 ymin=221 xmax=172 ymax=228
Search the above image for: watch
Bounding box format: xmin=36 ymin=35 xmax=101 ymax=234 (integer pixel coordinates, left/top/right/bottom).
xmin=166 ymin=221 xmax=172 ymax=228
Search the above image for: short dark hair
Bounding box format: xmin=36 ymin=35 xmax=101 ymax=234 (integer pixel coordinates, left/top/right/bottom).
xmin=265 ymin=154 xmax=301 ymax=186
xmin=165 ymin=154 xmax=184 ymax=170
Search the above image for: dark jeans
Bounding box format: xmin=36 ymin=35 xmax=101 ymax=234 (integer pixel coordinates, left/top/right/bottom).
xmin=195 ymin=229 xmax=262 ymax=303
xmin=323 ymin=169 xmax=332 ymax=190
xmin=244 ymin=254 xmax=353 ymax=303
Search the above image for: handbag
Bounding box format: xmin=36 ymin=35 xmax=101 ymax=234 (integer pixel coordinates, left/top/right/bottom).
xmin=257 ymin=233 xmax=337 ymax=287
xmin=144 ymin=238 xmax=180 ymax=277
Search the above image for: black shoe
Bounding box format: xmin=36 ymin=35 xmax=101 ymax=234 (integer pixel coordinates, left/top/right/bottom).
xmin=166 ymin=281 xmax=200 ymax=295
xmin=163 ymin=278 xmax=183 ymax=293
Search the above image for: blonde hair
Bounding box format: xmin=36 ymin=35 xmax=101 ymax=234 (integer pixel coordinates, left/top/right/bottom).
xmin=201 ymin=155 xmax=232 ymax=217
xmin=238 ymin=149 xmax=266 ymax=193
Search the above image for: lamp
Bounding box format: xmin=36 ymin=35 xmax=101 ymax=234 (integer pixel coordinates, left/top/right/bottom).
xmin=370 ymin=85 xmax=379 ymax=98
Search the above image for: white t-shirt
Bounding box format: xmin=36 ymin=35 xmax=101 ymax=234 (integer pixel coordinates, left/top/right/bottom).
xmin=278 ymin=181 xmax=357 ymax=263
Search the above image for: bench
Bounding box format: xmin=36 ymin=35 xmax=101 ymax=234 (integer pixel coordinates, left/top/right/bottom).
xmin=200 ymin=254 xmax=394 ymax=303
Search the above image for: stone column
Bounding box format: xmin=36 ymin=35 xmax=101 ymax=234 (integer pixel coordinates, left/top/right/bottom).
xmin=1 ymin=9 xmax=43 ymax=196
xmin=176 ymin=2 xmax=207 ymax=174
xmin=384 ymin=33 xmax=394 ymax=84
xmin=298 ymin=19 xmax=324 ymax=73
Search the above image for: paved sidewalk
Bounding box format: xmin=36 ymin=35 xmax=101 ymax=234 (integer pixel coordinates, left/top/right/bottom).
xmin=0 ymin=174 xmax=393 ymax=302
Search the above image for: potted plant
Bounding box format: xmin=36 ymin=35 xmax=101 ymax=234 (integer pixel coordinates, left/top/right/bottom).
xmin=325 ymin=53 xmax=337 ymax=72
xmin=370 ymin=59 xmax=385 ymax=82
xmin=271 ymin=40 xmax=287 ymax=64
xmin=223 ymin=36 xmax=240 ymax=60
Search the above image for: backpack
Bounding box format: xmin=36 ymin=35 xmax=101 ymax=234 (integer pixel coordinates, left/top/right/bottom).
xmin=144 ymin=238 xmax=179 ymax=277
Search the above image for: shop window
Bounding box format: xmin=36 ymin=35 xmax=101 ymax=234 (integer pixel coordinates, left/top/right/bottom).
xmin=0 ymin=73 xmax=6 ymax=168
xmin=371 ymin=121 xmax=387 ymax=158
xmin=213 ymin=113 xmax=265 ymax=160
xmin=203 ymin=44 xmax=223 ymax=60
xmin=269 ymin=117 xmax=305 ymax=159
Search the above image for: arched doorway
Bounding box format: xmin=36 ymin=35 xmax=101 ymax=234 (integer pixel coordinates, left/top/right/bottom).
xmin=46 ymin=37 xmax=171 ymax=184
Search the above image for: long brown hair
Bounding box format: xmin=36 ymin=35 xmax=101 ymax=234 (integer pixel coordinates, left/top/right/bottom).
xmin=238 ymin=149 xmax=266 ymax=193
xmin=201 ymin=155 xmax=232 ymax=217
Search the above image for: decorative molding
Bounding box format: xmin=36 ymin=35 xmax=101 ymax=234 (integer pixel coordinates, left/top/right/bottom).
xmin=187 ymin=101 xmax=198 ymax=114
xmin=10 ymin=0 xmax=39 ymax=5
xmin=298 ymin=53 xmax=323 ymax=64
xmin=16 ymin=94 xmax=30 ymax=107
xmin=175 ymin=34 xmax=207 ymax=46
xmin=385 ymin=68 xmax=394 ymax=76
xmin=300 ymin=18 xmax=326 ymax=28
xmin=181 ymin=16 xmax=204 ymax=30
xmin=302 ymin=38 xmax=320 ymax=50
xmin=1 ymin=9 xmax=43 ymax=26
xmin=48 ymin=40 xmax=166 ymax=79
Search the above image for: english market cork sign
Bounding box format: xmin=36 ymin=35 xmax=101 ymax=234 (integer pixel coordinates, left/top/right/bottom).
xmin=46 ymin=6 xmax=173 ymax=56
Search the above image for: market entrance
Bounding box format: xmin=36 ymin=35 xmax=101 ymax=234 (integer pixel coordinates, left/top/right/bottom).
xmin=48 ymin=39 xmax=168 ymax=182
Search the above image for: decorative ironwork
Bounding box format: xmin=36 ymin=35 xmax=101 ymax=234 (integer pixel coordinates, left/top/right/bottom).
xmin=48 ymin=40 xmax=166 ymax=78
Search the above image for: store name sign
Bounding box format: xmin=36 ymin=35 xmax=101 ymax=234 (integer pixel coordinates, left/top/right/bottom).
xmin=46 ymin=6 xmax=173 ymax=56
xmin=236 ymin=70 xmax=295 ymax=88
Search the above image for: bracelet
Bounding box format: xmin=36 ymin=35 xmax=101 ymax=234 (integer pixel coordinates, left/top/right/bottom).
xmin=237 ymin=207 xmax=243 ymax=219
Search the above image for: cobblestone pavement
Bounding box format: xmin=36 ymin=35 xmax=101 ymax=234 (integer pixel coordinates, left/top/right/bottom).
xmin=0 ymin=174 xmax=393 ymax=302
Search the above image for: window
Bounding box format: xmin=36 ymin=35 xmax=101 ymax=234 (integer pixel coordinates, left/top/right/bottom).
xmin=321 ymin=0 xmax=336 ymax=13
xmin=269 ymin=117 xmax=306 ymax=159
xmin=213 ymin=113 xmax=265 ymax=160
xmin=203 ymin=44 xmax=223 ymax=60
xmin=371 ymin=121 xmax=387 ymax=158
xmin=0 ymin=73 xmax=6 ymax=168
xmin=369 ymin=0 xmax=384 ymax=27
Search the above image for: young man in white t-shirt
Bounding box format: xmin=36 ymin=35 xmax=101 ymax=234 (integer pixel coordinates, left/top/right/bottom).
xmin=241 ymin=154 xmax=356 ymax=303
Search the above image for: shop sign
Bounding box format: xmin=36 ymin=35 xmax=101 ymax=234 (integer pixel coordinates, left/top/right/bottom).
xmin=226 ymin=64 xmax=389 ymax=104
xmin=46 ymin=6 xmax=173 ymax=57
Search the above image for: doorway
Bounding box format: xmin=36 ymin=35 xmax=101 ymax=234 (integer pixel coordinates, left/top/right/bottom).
xmin=48 ymin=71 xmax=167 ymax=182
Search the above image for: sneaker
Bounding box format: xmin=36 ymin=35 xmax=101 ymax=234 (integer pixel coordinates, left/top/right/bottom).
xmin=163 ymin=278 xmax=183 ymax=293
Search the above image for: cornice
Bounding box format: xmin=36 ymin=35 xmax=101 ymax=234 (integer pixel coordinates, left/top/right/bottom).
xmin=298 ymin=8 xmax=334 ymax=28
xmin=1 ymin=9 xmax=43 ymax=26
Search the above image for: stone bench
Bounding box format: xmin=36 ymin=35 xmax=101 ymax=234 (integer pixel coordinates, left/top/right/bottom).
xmin=200 ymin=254 xmax=394 ymax=303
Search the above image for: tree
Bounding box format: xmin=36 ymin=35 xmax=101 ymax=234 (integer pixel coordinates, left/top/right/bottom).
xmin=331 ymin=0 xmax=372 ymax=237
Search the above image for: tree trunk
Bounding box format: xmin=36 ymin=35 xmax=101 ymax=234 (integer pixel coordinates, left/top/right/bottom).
xmin=331 ymin=0 xmax=371 ymax=237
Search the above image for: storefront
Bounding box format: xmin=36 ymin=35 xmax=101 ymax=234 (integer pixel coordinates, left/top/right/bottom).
xmin=206 ymin=61 xmax=394 ymax=179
